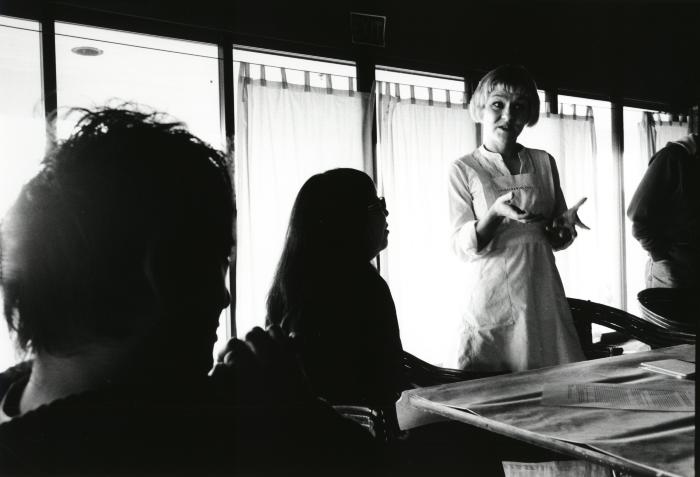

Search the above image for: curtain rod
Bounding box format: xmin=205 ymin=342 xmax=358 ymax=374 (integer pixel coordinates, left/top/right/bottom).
xmin=376 ymin=64 xmax=464 ymax=82
xmin=233 ymin=44 xmax=354 ymax=67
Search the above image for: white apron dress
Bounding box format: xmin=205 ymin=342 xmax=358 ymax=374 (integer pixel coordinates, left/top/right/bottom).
xmin=448 ymin=145 xmax=585 ymax=372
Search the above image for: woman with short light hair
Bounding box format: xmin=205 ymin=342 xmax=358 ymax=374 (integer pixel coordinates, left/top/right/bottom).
xmin=448 ymin=64 xmax=587 ymax=372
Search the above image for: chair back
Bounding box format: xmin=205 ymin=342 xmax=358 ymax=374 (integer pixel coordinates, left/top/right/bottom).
xmin=567 ymin=297 xmax=695 ymax=356
xmin=402 ymin=351 xmax=506 ymax=388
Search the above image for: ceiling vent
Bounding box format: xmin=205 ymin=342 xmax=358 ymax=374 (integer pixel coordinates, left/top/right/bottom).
xmin=350 ymin=12 xmax=386 ymax=47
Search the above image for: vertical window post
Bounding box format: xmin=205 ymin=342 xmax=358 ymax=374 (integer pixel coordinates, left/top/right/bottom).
xmin=218 ymin=36 xmax=236 ymax=338
xmin=611 ymin=100 xmax=627 ymax=310
xmin=545 ymin=90 xmax=558 ymax=115
xmin=356 ymin=57 xmax=377 ymax=180
xmin=40 ymin=13 xmax=57 ymax=151
xmin=356 ymin=57 xmax=381 ymax=271
xmin=466 ymin=76 xmax=481 ymax=145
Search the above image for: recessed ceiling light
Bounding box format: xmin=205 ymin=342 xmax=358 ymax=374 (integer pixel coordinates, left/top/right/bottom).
xmin=71 ymin=46 xmax=103 ymax=56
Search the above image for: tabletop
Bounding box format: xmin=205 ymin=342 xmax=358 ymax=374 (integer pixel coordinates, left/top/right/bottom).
xmin=397 ymin=344 xmax=695 ymax=477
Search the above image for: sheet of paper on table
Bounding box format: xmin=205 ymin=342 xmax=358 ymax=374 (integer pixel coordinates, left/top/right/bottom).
xmin=541 ymin=383 xmax=695 ymax=412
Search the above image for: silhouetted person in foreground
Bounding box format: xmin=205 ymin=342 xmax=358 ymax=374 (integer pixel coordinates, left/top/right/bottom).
xmin=266 ymin=168 xmax=408 ymax=436
xmin=0 ymin=107 xmax=378 ymax=476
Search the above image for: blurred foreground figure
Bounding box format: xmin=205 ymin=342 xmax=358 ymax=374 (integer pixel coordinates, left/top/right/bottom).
xmin=0 ymin=107 xmax=377 ymax=476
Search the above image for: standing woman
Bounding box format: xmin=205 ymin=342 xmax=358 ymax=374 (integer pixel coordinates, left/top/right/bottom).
xmin=448 ymin=65 xmax=586 ymax=372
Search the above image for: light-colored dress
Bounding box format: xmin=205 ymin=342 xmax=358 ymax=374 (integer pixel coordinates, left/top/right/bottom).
xmin=448 ymin=144 xmax=585 ymax=371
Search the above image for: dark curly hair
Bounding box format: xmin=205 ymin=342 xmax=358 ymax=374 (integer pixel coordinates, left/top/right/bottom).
xmin=0 ymin=106 xmax=234 ymax=355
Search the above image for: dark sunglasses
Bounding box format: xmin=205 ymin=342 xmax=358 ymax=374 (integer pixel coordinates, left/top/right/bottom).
xmin=367 ymin=196 xmax=387 ymax=213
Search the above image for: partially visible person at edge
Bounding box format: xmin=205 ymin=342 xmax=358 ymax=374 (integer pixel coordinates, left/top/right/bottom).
xmin=266 ymin=168 xmax=408 ymax=435
xmin=447 ymin=64 xmax=586 ymax=372
xmin=0 ymin=106 xmax=380 ymax=476
xmin=627 ymin=132 xmax=699 ymax=290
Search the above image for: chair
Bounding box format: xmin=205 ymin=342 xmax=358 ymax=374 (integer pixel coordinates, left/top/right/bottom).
xmin=333 ymin=405 xmax=388 ymax=442
xmin=567 ymin=297 xmax=695 ymax=359
xmin=402 ymin=350 xmax=506 ymax=388
xmin=637 ymin=288 xmax=695 ymax=332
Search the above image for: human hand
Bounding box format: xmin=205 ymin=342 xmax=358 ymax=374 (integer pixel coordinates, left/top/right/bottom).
xmin=491 ymin=191 xmax=543 ymax=223
xmin=211 ymin=325 xmax=312 ymax=405
xmin=546 ymin=197 xmax=589 ymax=250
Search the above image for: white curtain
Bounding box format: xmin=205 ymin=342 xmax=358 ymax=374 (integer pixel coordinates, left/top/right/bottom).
xmin=235 ymin=63 xmax=370 ymax=337
xmin=519 ymin=110 xmax=624 ymax=308
xmin=376 ymin=82 xmax=477 ymax=365
xmin=647 ymin=114 xmax=690 ymax=153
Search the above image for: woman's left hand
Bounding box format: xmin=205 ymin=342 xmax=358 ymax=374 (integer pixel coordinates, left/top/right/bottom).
xmin=546 ymin=197 xmax=589 ymax=251
xmin=545 ymin=221 xmax=575 ymax=250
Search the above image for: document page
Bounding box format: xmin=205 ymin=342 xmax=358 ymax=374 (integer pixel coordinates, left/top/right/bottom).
xmin=541 ymin=383 xmax=695 ymax=411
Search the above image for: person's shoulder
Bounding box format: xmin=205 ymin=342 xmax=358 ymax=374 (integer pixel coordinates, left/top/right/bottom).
xmin=666 ymin=134 xmax=698 ymax=157
xmin=452 ymin=151 xmax=477 ymax=168
xmin=662 ymin=141 xmax=694 ymax=159
xmin=649 ymin=141 xmax=692 ymax=168
xmin=520 ymin=145 xmax=551 ymax=160
xmin=450 ymin=151 xmax=481 ymax=180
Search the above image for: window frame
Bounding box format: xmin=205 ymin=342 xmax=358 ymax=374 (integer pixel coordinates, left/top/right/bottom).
xmin=0 ymin=3 xmax=695 ymax=352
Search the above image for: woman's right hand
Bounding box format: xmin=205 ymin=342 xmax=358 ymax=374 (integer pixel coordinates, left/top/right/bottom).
xmin=490 ymin=191 xmax=542 ymax=223
xmin=475 ymin=192 xmax=541 ymax=250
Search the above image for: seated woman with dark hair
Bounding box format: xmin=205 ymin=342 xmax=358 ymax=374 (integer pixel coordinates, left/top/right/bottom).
xmin=266 ymin=168 xmax=408 ymax=429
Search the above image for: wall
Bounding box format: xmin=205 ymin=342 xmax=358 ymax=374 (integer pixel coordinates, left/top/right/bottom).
xmin=1 ymin=0 xmax=698 ymax=109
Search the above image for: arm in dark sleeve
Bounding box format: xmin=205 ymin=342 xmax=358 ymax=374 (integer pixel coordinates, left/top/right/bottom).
xmin=626 ymin=147 xmax=677 ymax=260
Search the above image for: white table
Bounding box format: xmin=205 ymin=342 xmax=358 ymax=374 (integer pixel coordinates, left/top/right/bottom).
xmin=397 ymin=345 xmax=695 ymax=477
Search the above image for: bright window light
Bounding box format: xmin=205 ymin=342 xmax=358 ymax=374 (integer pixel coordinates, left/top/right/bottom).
xmin=0 ymin=15 xmax=44 ymax=370
xmin=54 ymin=22 xmax=222 ymax=148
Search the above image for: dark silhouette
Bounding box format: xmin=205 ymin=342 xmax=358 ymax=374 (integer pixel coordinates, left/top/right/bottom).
xmin=266 ymin=169 xmax=407 ymax=432
xmin=627 ymin=133 xmax=699 ymax=290
xmin=0 ymin=107 xmax=377 ymax=476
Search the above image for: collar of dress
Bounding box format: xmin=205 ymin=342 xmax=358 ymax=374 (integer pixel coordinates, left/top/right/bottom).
xmin=477 ymin=144 xmax=526 ymax=175
xmin=477 ymin=143 xmax=524 ymax=161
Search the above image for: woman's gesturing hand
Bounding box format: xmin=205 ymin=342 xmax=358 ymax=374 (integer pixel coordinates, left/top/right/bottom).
xmin=476 ymin=191 xmax=541 ymax=250
xmin=491 ymin=191 xmax=542 ymax=223
xmin=546 ymin=197 xmax=589 ymax=251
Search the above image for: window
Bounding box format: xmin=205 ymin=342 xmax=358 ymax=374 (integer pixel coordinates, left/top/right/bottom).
xmin=375 ymin=67 xmax=476 ymax=365
xmin=54 ymin=22 xmax=222 ymax=148
xmin=233 ymin=48 xmax=367 ymax=337
xmin=0 ymin=15 xmax=44 ymax=370
xmin=0 ymin=16 xmax=45 ymax=220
